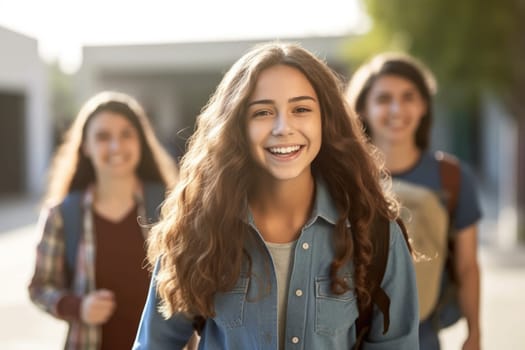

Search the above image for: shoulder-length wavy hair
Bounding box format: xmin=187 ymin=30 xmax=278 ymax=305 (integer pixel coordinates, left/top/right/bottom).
xmin=346 ymin=52 xmax=437 ymax=151
xmin=150 ymin=42 xmax=399 ymax=318
xmin=44 ymin=91 xmax=177 ymax=206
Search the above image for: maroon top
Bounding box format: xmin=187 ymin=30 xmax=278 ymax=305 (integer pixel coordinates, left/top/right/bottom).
xmin=93 ymin=205 xmax=150 ymax=350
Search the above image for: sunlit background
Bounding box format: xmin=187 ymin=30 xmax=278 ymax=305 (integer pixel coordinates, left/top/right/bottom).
xmin=0 ymin=0 xmax=369 ymax=73
xmin=0 ymin=0 xmax=524 ymax=349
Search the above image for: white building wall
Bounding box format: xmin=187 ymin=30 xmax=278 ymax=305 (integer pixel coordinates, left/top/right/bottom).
xmin=82 ymin=75 xmax=183 ymax=140
xmin=0 ymin=26 xmax=50 ymax=195
xmin=76 ymin=36 xmax=350 ymax=158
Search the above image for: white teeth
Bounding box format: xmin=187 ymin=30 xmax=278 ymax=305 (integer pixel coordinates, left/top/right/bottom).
xmin=268 ymin=145 xmax=301 ymax=154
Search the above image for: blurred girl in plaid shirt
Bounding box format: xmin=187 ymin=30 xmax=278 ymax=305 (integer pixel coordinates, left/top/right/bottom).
xmin=28 ymin=91 xmax=177 ymax=350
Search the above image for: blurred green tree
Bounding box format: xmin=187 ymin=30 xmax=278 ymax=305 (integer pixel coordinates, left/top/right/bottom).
xmin=346 ymin=0 xmax=525 ymax=239
xmin=49 ymin=61 xmax=76 ymax=148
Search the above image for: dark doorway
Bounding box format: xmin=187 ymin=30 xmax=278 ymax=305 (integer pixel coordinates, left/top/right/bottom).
xmin=0 ymin=91 xmax=26 ymax=196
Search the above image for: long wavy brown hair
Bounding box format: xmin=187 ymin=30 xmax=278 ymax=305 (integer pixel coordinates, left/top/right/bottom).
xmin=44 ymin=91 xmax=177 ymax=206
xmin=346 ymin=52 xmax=437 ymax=151
xmin=149 ymin=42 xmax=400 ymax=319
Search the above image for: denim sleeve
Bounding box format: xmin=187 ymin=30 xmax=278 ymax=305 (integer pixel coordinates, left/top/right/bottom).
xmin=133 ymin=260 xmax=195 ymax=350
xmin=363 ymin=221 xmax=419 ymax=349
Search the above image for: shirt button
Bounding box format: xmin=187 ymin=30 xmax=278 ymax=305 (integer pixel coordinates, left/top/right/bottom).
xmin=291 ymin=336 xmax=300 ymax=344
xmin=295 ymin=289 xmax=303 ymax=297
xmin=302 ymin=242 xmax=309 ymax=250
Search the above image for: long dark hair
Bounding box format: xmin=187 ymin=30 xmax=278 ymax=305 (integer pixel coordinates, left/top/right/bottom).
xmin=346 ymin=52 xmax=437 ymax=150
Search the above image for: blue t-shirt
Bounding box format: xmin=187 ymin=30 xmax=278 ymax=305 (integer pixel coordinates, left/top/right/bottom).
xmin=392 ymin=151 xmax=482 ymax=232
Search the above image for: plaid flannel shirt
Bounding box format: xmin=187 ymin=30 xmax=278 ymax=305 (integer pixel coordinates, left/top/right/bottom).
xmin=28 ymin=186 xmax=150 ymax=350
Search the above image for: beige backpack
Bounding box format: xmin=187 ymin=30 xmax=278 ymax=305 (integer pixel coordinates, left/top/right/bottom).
xmin=393 ymin=179 xmax=449 ymax=320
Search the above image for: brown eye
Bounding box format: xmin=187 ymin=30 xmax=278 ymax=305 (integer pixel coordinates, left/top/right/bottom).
xmin=252 ymin=109 xmax=273 ymax=118
xmin=376 ymin=94 xmax=391 ymax=104
xmin=121 ymin=128 xmax=137 ymax=139
xmin=294 ymin=107 xmax=311 ymax=114
xmin=403 ymin=92 xmax=418 ymax=102
xmin=95 ymin=131 xmax=110 ymax=142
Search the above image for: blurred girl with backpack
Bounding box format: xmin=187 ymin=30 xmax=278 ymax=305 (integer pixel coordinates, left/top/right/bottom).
xmin=346 ymin=53 xmax=482 ymax=350
xmin=28 ymin=91 xmax=177 ymax=350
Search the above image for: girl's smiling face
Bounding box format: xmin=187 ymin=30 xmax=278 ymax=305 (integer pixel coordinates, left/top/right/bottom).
xmin=83 ymin=111 xmax=141 ymax=181
xmin=246 ymin=64 xmax=322 ymax=183
xmin=364 ymin=74 xmax=427 ymax=146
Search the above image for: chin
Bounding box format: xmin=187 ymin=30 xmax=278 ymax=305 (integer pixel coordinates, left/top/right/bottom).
xmin=107 ymin=167 xmax=137 ymax=178
xmin=270 ymin=169 xmax=311 ymax=182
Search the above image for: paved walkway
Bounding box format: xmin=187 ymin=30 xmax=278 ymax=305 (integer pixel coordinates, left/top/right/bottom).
xmin=0 ymin=197 xmax=67 ymax=350
xmin=0 ymin=195 xmax=524 ymax=349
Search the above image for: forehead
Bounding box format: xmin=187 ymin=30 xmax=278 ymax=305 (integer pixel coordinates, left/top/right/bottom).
xmin=86 ymin=110 xmax=136 ymax=132
xmin=250 ymin=64 xmax=317 ymax=100
xmin=370 ymin=74 xmax=420 ymax=93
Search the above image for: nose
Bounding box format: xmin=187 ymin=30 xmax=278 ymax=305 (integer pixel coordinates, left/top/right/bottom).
xmin=389 ymin=100 xmax=401 ymax=116
xmin=271 ymin=112 xmax=293 ymax=136
xmin=109 ymin=137 xmax=121 ymax=151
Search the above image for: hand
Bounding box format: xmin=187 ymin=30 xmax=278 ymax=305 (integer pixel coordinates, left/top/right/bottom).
xmin=80 ymin=289 xmax=116 ymax=325
xmin=462 ymin=331 xmax=481 ymax=350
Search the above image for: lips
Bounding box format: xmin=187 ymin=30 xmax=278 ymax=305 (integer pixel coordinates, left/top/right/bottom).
xmin=107 ymin=154 xmax=127 ymax=165
xmin=388 ymin=119 xmax=404 ymax=127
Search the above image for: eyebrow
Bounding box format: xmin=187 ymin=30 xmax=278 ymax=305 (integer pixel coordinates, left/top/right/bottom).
xmin=247 ymin=95 xmax=317 ymax=107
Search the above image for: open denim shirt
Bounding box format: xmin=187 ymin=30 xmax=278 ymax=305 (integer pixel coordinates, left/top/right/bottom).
xmin=133 ymin=180 xmax=419 ymax=349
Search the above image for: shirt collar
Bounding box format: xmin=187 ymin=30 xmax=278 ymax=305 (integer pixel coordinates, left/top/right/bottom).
xmin=246 ymin=177 xmax=347 ymax=229
xmin=309 ymin=178 xmax=341 ymax=227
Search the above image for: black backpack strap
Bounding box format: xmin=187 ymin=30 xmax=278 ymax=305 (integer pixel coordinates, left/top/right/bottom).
xmin=59 ymin=191 xmax=84 ymax=275
xmin=143 ymin=182 xmax=166 ymax=222
xmin=354 ymin=215 xmax=391 ymax=349
xmin=435 ymin=151 xmax=461 ymax=221
xmin=435 ymin=151 xmax=461 ymax=282
xmin=432 ymin=151 xmax=463 ymax=329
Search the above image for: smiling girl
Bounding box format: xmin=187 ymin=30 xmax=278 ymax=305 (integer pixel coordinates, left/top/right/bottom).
xmin=133 ymin=42 xmax=419 ymax=350
xmin=29 ymin=91 xmax=177 ymax=350
xmin=346 ymin=53 xmax=481 ymax=350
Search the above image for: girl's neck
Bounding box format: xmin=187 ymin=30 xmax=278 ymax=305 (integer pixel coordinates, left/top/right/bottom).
xmin=249 ymin=173 xmax=315 ymax=243
xmin=94 ymin=175 xmax=139 ymax=204
xmin=375 ymin=139 xmax=422 ymax=175
xmin=92 ymin=175 xmax=140 ymax=222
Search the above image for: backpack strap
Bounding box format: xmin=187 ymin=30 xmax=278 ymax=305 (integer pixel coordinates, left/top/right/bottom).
xmin=59 ymin=191 xmax=84 ymax=275
xmin=143 ymin=182 xmax=166 ymax=222
xmin=432 ymin=151 xmax=463 ymax=329
xmin=354 ymin=215 xmax=392 ymax=349
xmin=436 ymin=151 xmax=461 ymax=284
xmin=434 ymin=151 xmax=461 ymax=221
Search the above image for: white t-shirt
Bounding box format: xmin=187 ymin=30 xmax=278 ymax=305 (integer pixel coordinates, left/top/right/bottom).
xmin=265 ymin=240 xmax=297 ymax=350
